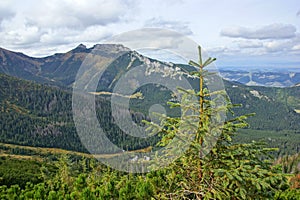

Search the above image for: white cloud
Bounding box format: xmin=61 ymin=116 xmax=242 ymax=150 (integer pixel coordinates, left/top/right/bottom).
xmin=0 ymin=0 xmax=129 ymax=29
xmin=0 ymin=0 xmax=135 ymax=51
xmin=39 ymin=28 xmax=78 ymax=45
xmin=109 ymin=28 xmax=188 ymax=50
xmin=144 ymin=17 xmax=193 ymax=35
xmin=39 ymin=26 xmax=112 ymax=45
xmin=0 ymin=15 xmax=42 ymax=45
xmin=236 ymin=40 xmax=263 ymax=48
xmin=0 ymin=1 xmax=14 ymax=20
xmin=206 ymin=31 xmax=300 ymax=64
xmin=292 ymin=44 xmax=300 ymax=51
xmin=263 ymin=40 xmax=290 ymax=52
xmin=66 ymin=26 xmax=112 ymax=42
xmin=207 ymin=46 xmax=232 ymax=55
xmin=25 ymin=0 xmax=133 ymax=29
xmin=0 ymin=9 xmax=13 ymax=23
xmin=0 ymin=0 xmax=299 ymax=66
xmin=263 ymin=34 xmax=300 ymax=53
xmin=221 ymin=24 xmax=297 ymax=40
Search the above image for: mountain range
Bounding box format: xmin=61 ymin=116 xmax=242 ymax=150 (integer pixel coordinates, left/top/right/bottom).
xmin=2 ymin=44 xmax=300 ymax=88
xmin=1 ymin=45 xmax=300 ymax=156
xmin=220 ymin=68 xmax=300 ymax=87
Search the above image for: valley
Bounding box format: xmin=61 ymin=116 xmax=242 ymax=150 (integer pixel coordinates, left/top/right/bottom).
xmin=0 ymin=44 xmax=299 ymax=198
xmin=1 ymin=45 xmax=300 ymax=156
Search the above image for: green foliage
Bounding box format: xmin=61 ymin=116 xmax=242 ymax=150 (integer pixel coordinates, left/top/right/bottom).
xmin=274 ymin=188 xmax=300 ymax=200
xmin=145 ymin=46 xmax=291 ymax=199
xmin=0 ymin=157 xmax=45 ymax=188
xmin=0 ymin=153 xmax=298 ymax=199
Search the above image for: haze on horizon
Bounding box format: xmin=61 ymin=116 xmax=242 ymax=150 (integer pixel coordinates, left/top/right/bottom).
xmin=0 ymin=0 xmax=299 ymax=67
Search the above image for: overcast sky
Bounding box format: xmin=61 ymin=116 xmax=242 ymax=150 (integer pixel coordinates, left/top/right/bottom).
xmin=0 ymin=0 xmax=299 ymax=67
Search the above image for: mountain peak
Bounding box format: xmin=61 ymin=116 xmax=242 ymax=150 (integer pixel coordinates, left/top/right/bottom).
xmin=76 ymin=43 xmax=87 ymax=49
xmin=70 ymin=43 xmax=89 ymax=53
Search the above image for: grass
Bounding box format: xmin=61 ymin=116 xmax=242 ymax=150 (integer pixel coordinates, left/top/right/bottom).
xmin=0 ymin=142 xmax=152 ymax=160
xmin=0 ymin=153 xmax=43 ymax=161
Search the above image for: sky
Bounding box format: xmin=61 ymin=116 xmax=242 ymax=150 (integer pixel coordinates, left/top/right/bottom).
xmin=0 ymin=0 xmax=299 ymax=67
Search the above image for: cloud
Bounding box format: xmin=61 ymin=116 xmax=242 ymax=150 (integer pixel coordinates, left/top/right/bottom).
xmin=144 ymin=17 xmax=193 ymax=35
xmin=24 ymin=0 xmax=133 ymax=29
xmin=0 ymin=1 xmax=15 ymax=23
xmin=40 ymin=26 xmax=112 ymax=44
xmin=288 ymin=35 xmax=300 ymax=54
xmin=263 ymin=40 xmax=290 ymax=52
xmin=109 ymin=28 xmax=188 ymax=49
xmin=0 ymin=15 xmax=42 ymax=45
xmin=297 ymin=10 xmax=300 ymax=16
xmin=207 ymin=31 xmax=300 ymax=63
xmin=0 ymin=9 xmax=14 ymax=23
xmin=0 ymin=0 xmax=136 ymax=54
xmin=207 ymin=46 xmax=243 ymax=57
xmin=214 ymin=34 xmax=300 ymax=59
xmin=262 ymin=34 xmax=300 ymax=53
xmin=237 ymin=40 xmax=263 ymax=48
xmin=220 ymin=24 xmax=297 ymax=40
xmin=292 ymin=44 xmax=300 ymax=51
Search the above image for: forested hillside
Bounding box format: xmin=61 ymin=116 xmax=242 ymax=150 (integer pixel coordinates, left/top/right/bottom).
xmin=1 ymin=66 xmax=300 ymax=156
xmin=0 ymin=73 xmax=161 ymax=152
xmin=0 ymin=73 xmax=83 ymax=151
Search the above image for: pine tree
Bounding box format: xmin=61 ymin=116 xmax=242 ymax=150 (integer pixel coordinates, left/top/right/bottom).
xmin=147 ymin=46 xmax=288 ymax=199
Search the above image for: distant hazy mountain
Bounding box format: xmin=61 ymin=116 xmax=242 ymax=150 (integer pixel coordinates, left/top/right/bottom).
xmin=220 ymin=68 xmax=300 ymax=87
